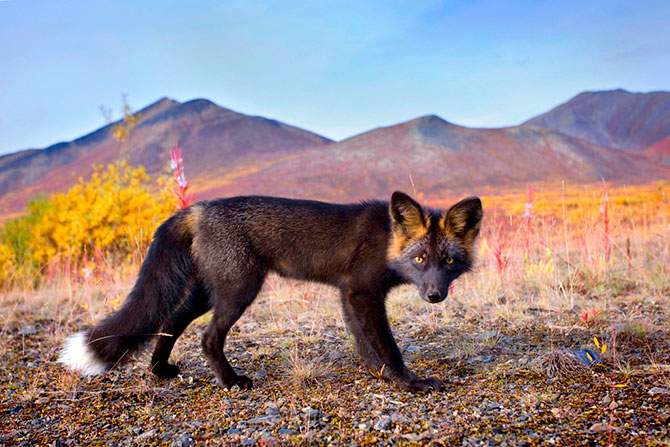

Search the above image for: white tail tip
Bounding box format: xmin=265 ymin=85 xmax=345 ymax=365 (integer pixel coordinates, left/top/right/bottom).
xmin=58 ymin=331 xmax=108 ymax=376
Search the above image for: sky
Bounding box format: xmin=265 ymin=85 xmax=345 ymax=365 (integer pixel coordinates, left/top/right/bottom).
xmin=1 ymin=0 xmax=669 ymax=155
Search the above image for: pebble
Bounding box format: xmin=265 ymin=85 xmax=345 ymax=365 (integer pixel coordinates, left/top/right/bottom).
xmin=137 ymin=429 xmax=157 ymax=441
xmin=19 ymin=328 xmax=38 ymax=335
xmin=264 ymin=402 xmax=279 ymax=415
xmin=253 ymin=370 xmax=267 ymax=379
xmin=260 ymin=437 xmax=279 ymax=447
xmin=303 ymin=407 xmax=321 ymax=419
xmin=475 ymin=330 xmax=498 ymax=341
xmin=246 ymin=416 xmax=278 ymax=425
xmin=390 ymin=412 xmax=410 ymax=423
xmin=649 ymin=387 xmax=670 ymax=395
xmin=241 ymin=439 xmax=257 ymax=445
xmin=171 ymin=432 xmax=194 ymax=447
xmin=227 ymin=428 xmax=242 ymax=435
xmin=278 ymin=428 xmax=293 ymax=436
xmin=328 ymin=350 xmax=343 ymax=360
xmin=373 ymin=416 xmax=392 ymax=431
xmin=589 ymin=422 xmax=610 ymax=433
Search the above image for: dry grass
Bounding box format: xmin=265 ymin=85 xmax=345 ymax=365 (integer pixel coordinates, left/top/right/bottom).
xmin=531 ymin=349 xmax=589 ymax=378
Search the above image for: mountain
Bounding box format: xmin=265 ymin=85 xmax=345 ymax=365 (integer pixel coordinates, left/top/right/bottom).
xmin=196 ymin=115 xmax=670 ymax=202
xmin=2 ymin=91 xmax=669 ymax=216
xmin=0 ymin=98 xmax=332 ymax=214
xmin=525 ymin=89 xmax=670 ymax=151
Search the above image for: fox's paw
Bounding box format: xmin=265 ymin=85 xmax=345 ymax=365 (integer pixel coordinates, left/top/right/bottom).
xmin=151 ymin=362 xmax=181 ymax=379
xmin=220 ymin=374 xmax=253 ymax=391
xmin=404 ymin=376 xmax=446 ymax=393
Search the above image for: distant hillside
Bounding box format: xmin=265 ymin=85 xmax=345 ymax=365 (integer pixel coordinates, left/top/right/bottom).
xmin=644 ymin=136 xmax=670 ymax=165
xmin=525 ymin=89 xmax=670 ymax=151
xmin=0 ymin=98 xmax=332 ymax=214
xmin=198 ymin=115 xmax=670 ymax=202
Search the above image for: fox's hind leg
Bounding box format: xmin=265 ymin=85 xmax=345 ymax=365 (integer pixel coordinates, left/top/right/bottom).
xmin=201 ymin=269 xmax=266 ymax=390
xmin=151 ymin=281 xmax=211 ymax=379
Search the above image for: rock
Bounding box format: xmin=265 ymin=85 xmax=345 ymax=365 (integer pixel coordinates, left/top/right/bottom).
xmin=302 ymin=407 xmax=321 ymax=419
xmin=260 ymin=437 xmax=279 ymax=447
xmin=254 ymin=370 xmax=267 ymax=379
xmin=278 ymin=428 xmax=293 ymax=436
xmin=19 ymin=328 xmax=38 ymax=335
xmin=328 ymin=350 xmax=343 ymax=360
xmin=171 ymin=432 xmax=194 ymax=447
xmin=373 ymin=416 xmax=392 ymax=431
xmin=241 ymin=439 xmax=257 ymax=445
xmin=649 ymin=387 xmax=670 ymax=395
xmin=137 ymin=430 xmax=157 ymax=441
xmin=227 ymin=428 xmax=242 ymax=435
xmin=403 ymin=433 xmax=428 ymax=442
xmin=264 ymin=402 xmax=280 ymax=415
xmin=390 ymin=412 xmax=410 ymax=423
xmin=589 ymin=422 xmax=611 ymax=433
xmin=475 ymin=330 xmax=498 ymax=341
xmin=246 ymin=416 xmax=278 ymax=425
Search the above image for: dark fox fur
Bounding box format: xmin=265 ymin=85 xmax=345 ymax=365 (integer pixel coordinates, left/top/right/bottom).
xmin=59 ymin=192 xmax=483 ymax=392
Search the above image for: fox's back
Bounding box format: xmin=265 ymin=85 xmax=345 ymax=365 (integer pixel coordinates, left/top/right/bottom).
xmin=193 ymin=196 xmax=392 ymax=285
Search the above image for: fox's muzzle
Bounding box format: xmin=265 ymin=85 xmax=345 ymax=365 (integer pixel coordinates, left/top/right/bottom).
xmin=424 ymin=289 xmax=447 ymax=303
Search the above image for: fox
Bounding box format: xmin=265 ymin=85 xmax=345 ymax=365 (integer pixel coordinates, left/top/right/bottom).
xmin=59 ymin=192 xmax=482 ymax=392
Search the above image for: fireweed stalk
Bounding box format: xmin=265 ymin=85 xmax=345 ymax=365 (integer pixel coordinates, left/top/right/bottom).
xmin=170 ymin=144 xmax=195 ymax=209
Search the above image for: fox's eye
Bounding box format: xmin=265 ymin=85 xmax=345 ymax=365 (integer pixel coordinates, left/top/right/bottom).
xmin=414 ymin=256 xmax=424 ymax=264
xmin=445 ymin=257 xmax=454 ymax=264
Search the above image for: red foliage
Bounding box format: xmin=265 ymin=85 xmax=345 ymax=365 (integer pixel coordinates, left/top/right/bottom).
xmin=171 ymin=144 xmax=195 ymax=209
xmin=580 ymin=308 xmax=598 ymax=323
xmin=601 ymin=183 xmax=610 ymax=261
xmin=493 ymin=242 xmax=509 ymax=276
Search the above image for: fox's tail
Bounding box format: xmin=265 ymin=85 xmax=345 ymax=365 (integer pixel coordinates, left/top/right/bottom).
xmin=58 ymin=208 xmax=198 ymax=375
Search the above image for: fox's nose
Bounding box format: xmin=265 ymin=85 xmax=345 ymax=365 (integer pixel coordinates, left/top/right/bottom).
xmin=426 ymin=291 xmax=442 ymax=302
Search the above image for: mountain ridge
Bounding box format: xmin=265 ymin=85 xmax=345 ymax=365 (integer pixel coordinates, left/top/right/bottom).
xmin=1 ymin=89 xmax=669 ymax=216
xmin=524 ymin=88 xmax=670 ymax=151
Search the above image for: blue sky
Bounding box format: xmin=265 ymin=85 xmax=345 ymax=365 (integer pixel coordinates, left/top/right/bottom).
xmin=1 ymin=0 xmax=669 ymax=155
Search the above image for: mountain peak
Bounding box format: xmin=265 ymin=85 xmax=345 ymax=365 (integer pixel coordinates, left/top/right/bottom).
xmin=410 ymin=114 xmax=451 ymax=126
xmin=525 ymin=89 xmax=670 ymax=150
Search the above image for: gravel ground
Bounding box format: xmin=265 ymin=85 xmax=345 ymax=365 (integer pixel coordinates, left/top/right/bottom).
xmin=1 ymin=292 xmax=669 ymax=446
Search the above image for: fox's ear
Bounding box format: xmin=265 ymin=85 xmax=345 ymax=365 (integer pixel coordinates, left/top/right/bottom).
xmin=441 ymin=197 xmax=483 ymax=246
xmin=390 ymin=191 xmax=427 ymax=238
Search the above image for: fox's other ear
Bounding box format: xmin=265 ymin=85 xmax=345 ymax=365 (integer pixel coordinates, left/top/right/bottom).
xmin=441 ymin=197 xmax=483 ymax=245
xmin=390 ymin=191 xmax=427 ymax=237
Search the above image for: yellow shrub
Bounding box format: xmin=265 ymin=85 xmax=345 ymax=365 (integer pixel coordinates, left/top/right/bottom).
xmin=0 ymin=241 xmax=13 ymax=282
xmin=1 ymin=160 xmax=175 ymax=286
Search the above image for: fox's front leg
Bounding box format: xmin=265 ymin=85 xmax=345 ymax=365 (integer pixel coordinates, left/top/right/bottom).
xmin=340 ymin=289 xmax=445 ymax=392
